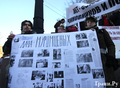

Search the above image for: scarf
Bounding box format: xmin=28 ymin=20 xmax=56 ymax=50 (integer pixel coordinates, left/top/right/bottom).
xmin=102 ymin=16 xmax=110 ymax=26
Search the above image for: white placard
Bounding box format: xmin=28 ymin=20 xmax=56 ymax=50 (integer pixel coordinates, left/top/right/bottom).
xmin=8 ymin=30 xmax=105 ymax=88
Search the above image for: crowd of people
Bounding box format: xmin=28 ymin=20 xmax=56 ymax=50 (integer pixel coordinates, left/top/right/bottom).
xmin=0 ymin=9 xmax=120 ymax=88
xmin=55 ymin=10 xmax=120 ymax=33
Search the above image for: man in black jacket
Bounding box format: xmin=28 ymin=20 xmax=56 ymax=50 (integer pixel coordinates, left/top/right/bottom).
xmin=3 ymin=20 xmax=36 ymax=56
xmin=1 ymin=20 xmax=37 ymax=88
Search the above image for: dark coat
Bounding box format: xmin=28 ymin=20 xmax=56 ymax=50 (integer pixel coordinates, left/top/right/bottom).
xmin=95 ymin=27 xmax=116 ymax=82
xmin=109 ymin=10 xmax=120 ymax=26
xmin=83 ymin=26 xmax=116 ymax=82
xmin=3 ymin=41 xmax=11 ymax=55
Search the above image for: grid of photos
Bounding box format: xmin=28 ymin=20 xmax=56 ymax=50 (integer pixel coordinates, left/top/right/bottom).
xmin=76 ymin=33 xmax=87 ymax=40
xmin=76 ymin=33 xmax=89 ymax=48
xmin=9 ymin=30 xmax=105 ymax=88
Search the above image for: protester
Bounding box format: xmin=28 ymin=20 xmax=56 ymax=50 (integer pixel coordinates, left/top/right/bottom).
xmin=2 ymin=20 xmax=36 ymax=88
xmin=66 ymin=25 xmax=78 ymax=32
xmin=99 ymin=14 xmax=114 ymax=26
xmin=109 ymin=9 xmax=120 ymax=26
xmin=3 ymin=20 xmax=36 ymax=56
xmin=83 ymin=16 xmax=117 ymax=87
xmin=54 ymin=19 xmax=65 ymax=33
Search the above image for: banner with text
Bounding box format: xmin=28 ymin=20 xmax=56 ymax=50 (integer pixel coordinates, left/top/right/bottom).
xmin=66 ymin=0 xmax=120 ymax=26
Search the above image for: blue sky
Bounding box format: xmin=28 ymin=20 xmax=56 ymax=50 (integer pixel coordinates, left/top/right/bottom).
xmin=0 ymin=0 xmax=70 ymax=45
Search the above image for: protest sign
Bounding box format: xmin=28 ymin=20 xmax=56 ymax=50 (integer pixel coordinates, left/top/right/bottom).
xmin=66 ymin=0 xmax=120 ymax=26
xmin=8 ymin=30 xmax=105 ymax=88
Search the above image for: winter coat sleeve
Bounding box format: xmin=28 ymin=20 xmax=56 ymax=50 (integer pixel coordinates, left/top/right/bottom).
xmin=98 ymin=19 xmax=104 ymax=26
xmin=3 ymin=40 xmax=12 ymax=55
xmin=54 ymin=21 xmax=61 ymax=29
xmin=102 ymin=29 xmax=115 ymax=57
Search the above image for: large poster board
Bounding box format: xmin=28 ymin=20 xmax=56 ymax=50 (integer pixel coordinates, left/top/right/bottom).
xmin=8 ymin=30 xmax=105 ymax=88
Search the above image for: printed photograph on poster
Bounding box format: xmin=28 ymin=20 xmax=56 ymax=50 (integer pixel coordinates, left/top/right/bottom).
xmin=31 ymin=70 xmax=45 ymax=80
xmin=37 ymin=49 xmax=49 ymax=57
xmin=55 ymin=79 xmax=64 ymax=88
xmin=75 ymin=84 xmax=80 ymax=88
xmin=10 ymin=55 xmax=16 ymax=67
xmin=77 ymin=64 xmax=91 ymax=74
xmin=54 ymin=71 xmax=64 ymax=78
xmin=36 ymin=59 xmax=48 ymax=68
xmin=76 ymin=53 xmax=93 ymax=63
xmin=47 ymin=83 xmax=55 ymax=88
xmin=76 ymin=33 xmax=87 ymax=40
xmin=76 ymin=40 xmax=89 ymax=48
xmin=47 ymin=72 xmax=53 ymax=82
xmin=53 ymin=49 xmax=61 ymax=60
xmin=52 ymin=62 xmax=61 ymax=68
xmin=21 ymin=50 xmax=33 ymax=57
xmin=18 ymin=59 xmax=33 ymax=67
xmin=33 ymin=82 xmax=43 ymax=88
xmin=14 ymin=38 xmax=19 ymax=42
xmin=92 ymin=69 xmax=104 ymax=79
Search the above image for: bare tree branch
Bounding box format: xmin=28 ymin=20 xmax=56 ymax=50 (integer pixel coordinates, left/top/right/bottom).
xmin=67 ymin=0 xmax=100 ymax=4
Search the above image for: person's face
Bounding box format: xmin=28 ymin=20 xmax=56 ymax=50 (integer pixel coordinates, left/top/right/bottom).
xmin=86 ymin=20 xmax=96 ymax=28
xmin=23 ymin=22 xmax=32 ymax=31
xmin=61 ymin=20 xmax=65 ymax=23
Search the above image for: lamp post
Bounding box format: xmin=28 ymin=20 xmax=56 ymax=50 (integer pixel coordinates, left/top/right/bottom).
xmin=33 ymin=0 xmax=44 ymax=34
